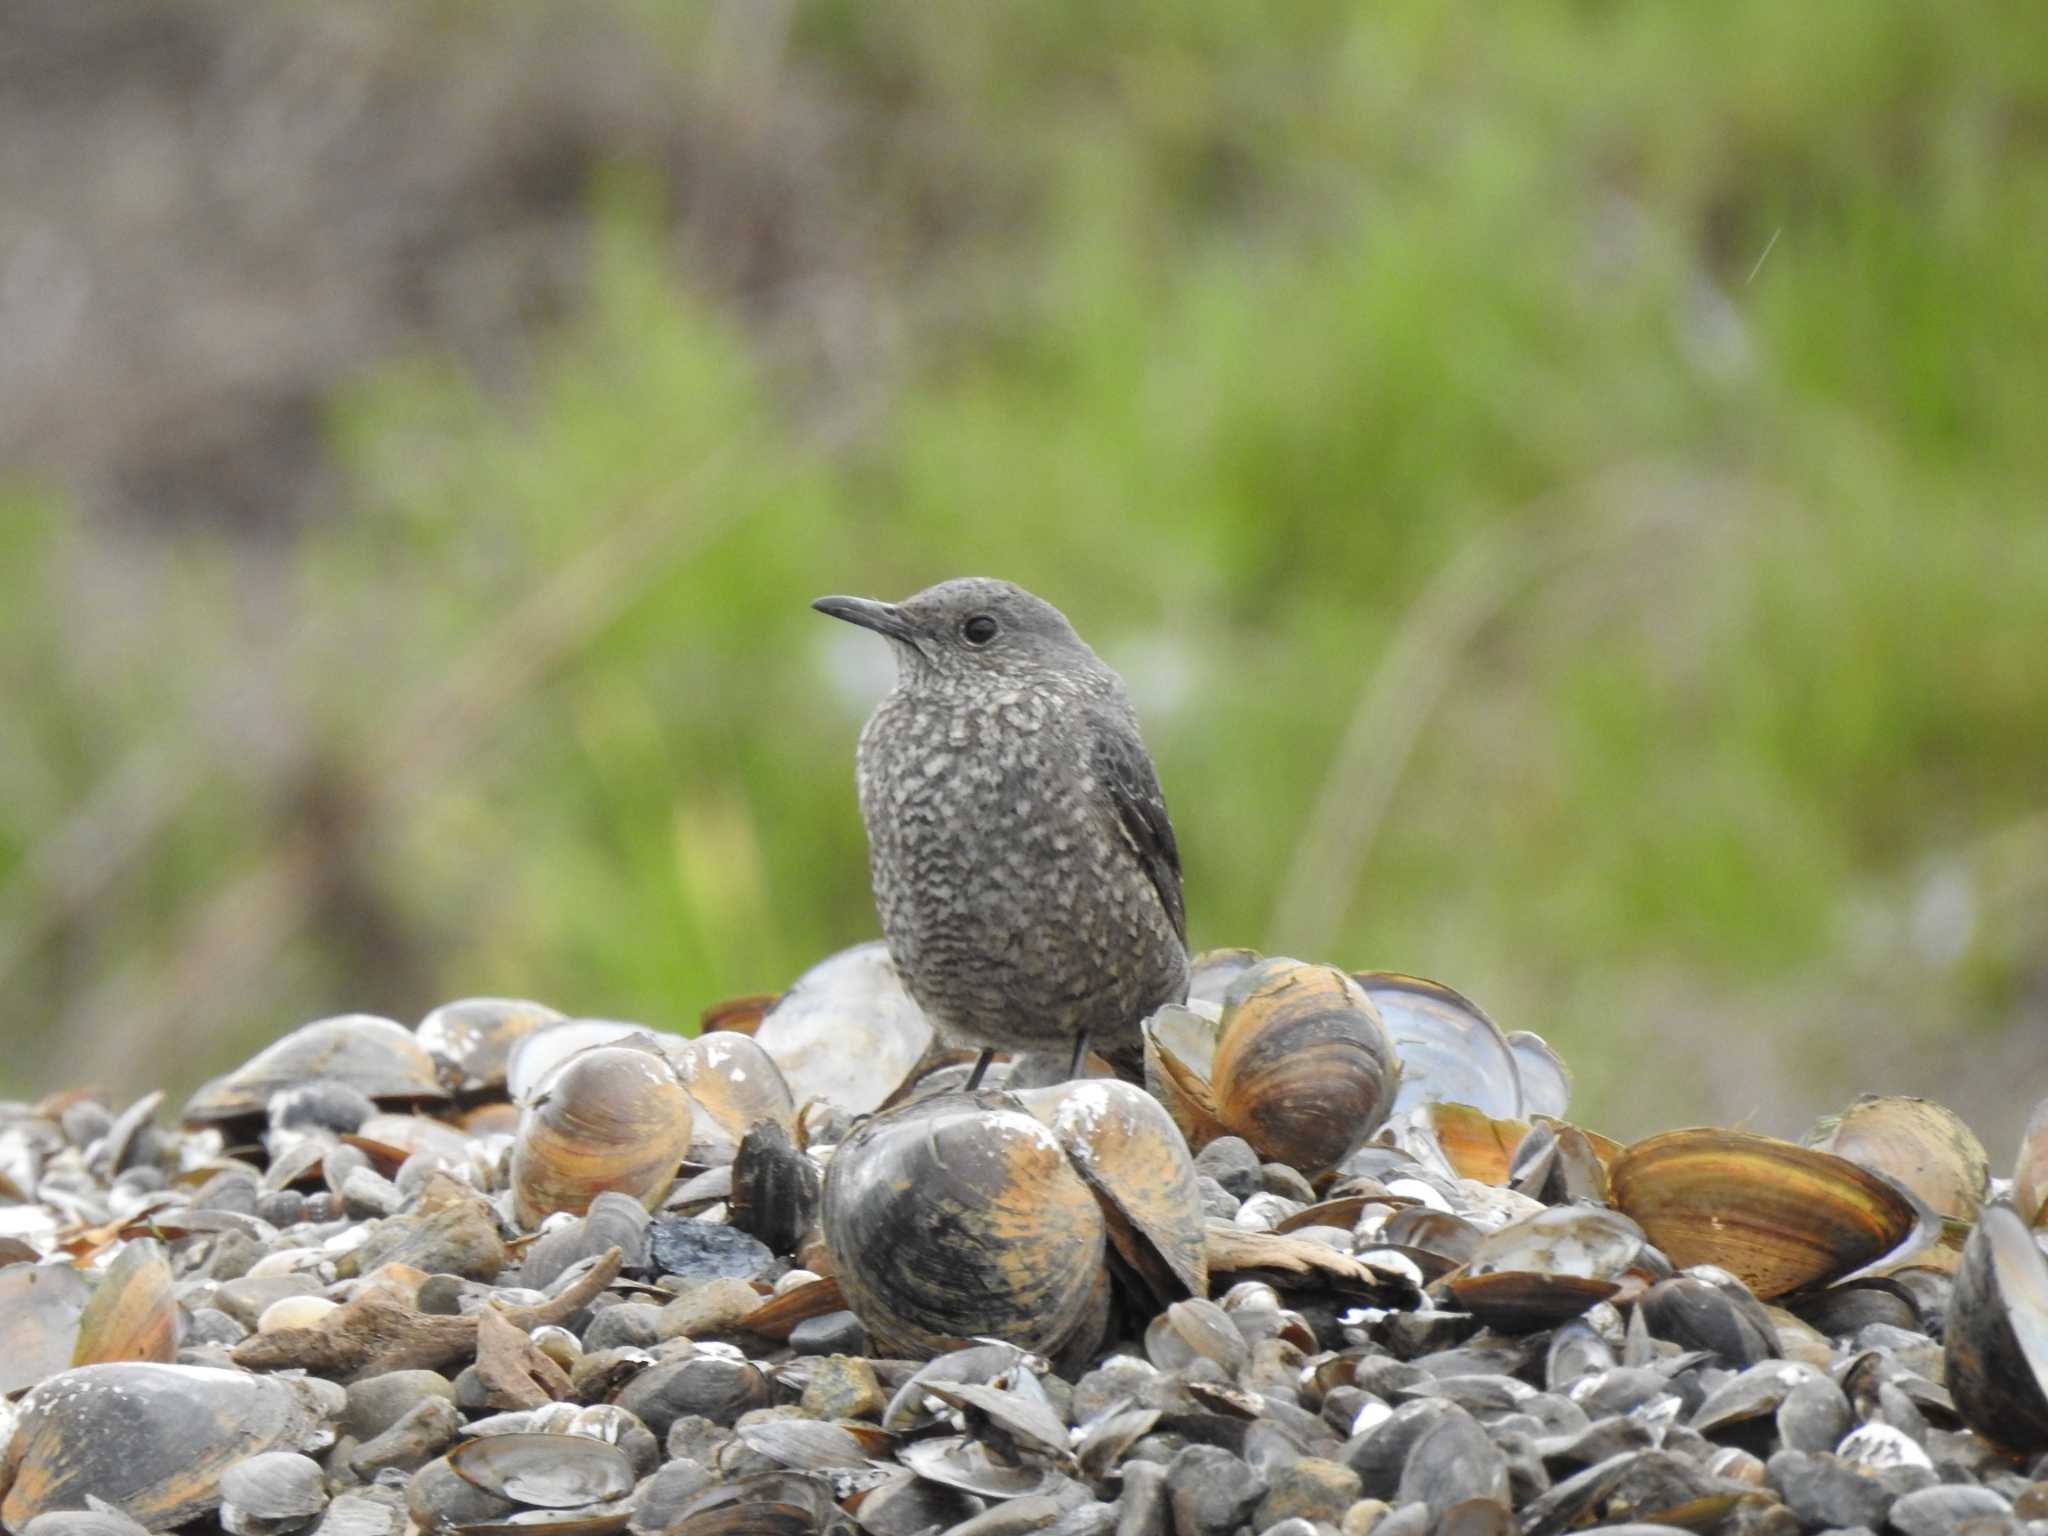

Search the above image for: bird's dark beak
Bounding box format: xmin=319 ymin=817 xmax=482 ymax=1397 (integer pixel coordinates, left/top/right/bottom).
xmin=812 ymin=595 xmax=923 ymax=644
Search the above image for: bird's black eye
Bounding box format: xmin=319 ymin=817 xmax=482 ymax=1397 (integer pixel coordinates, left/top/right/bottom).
xmin=962 ymin=614 xmax=999 ymax=645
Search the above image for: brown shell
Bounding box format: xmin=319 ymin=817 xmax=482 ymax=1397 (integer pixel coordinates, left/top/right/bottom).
xmin=820 ymin=1094 xmax=1108 ymax=1368
xmin=1210 ymin=958 xmax=1400 ymax=1172
xmin=1142 ymin=1006 xmax=1230 ymax=1152
xmin=72 ymin=1238 xmax=179 ymax=1366
xmin=1446 ymin=1271 xmax=1620 ymax=1332
xmin=1610 ymin=1128 xmax=1923 ymax=1300
xmin=183 ymin=1015 xmax=447 ymax=1123
xmin=1806 ymin=1094 xmax=1989 ymax=1223
xmin=510 ymin=1046 xmax=694 ymax=1228
xmin=1416 ymin=1102 xmax=1531 ymax=1186
xmin=1943 ymin=1199 xmax=2048 ymax=1453
xmin=1012 ymin=1078 xmax=1208 ymax=1306
xmin=698 ymin=994 xmax=779 ymax=1036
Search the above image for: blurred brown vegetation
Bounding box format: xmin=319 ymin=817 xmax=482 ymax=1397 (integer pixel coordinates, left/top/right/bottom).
xmin=2 ymin=0 xmax=2045 ymax=1152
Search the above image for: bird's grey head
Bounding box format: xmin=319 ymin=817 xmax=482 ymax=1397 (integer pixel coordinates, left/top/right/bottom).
xmin=812 ymin=577 xmax=1103 ymax=689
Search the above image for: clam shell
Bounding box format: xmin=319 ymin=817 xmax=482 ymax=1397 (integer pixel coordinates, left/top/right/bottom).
xmin=671 ymin=1034 xmax=797 ymax=1163
xmin=1356 ymin=972 xmax=1522 ymax=1120
xmin=1211 ymin=958 xmax=1400 ymax=1171
xmin=507 ymin=1022 xmax=673 ymax=1106
xmin=1805 ymin=1094 xmax=1988 ymax=1222
xmin=1505 ymin=1032 xmax=1570 ymax=1120
xmin=1141 ymin=1005 xmax=1230 ymax=1152
xmin=510 ymin=1046 xmax=694 ymax=1228
xmin=0 ymin=1263 xmax=90 ymax=1394
xmin=449 ymin=1433 xmax=637 ymax=1508
xmin=751 ymin=942 xmax=933 ymax=1117
xmin=183 ymin=1015 xmax=447 ymax=1123
xmin=417 ymin=999 xmax=566 ymax=1099
xmin=1186 ymin=948 xmax=1261 ymax=1008
xmin=1 ymin=1364 xmax=335 ymax=1531
xmin=218 ymin=1451 xmax=327 ymax=1521
xmin=1943 ymin=1199 xmax=2048 ymax=1452
xmin=1610 ymin=1128 xmax=1923 ymax=1300
xmin=2017 ymin=1097 xmax=2048 ymax=1228
xmin=820 ymin=1095 xmax=1108 ymax=1367
xmin=1011 ymin=1077 xmax=1208 ymax=1304
xmin=71 ymin=1238 xmax=179 ymax=1366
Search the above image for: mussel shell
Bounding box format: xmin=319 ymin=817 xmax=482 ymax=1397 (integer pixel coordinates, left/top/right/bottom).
xmin=183 ymin=1015 xmax=447 ymax=1123
xmin=510 ymin=1047 xmax=694 ymax=1228
xmin=1445 ymin=1271 xmax=1620 ymax=1332
xmin=1212 ymin=958 xmax=1399 ymax=1171
xmin=728 ymin=1121 xmax=822 ymax=1257
xmin=751 ymin=942 xmax=933 ymax=1117
xmin=1805 ymin=1094 xmax=1988 ymax=1223
xmin=1610 ymin=1128 xmax=1923 ymax=1300
xmin=1011 ymin=1078 xmax=1208 ymax=1304
xmin=1637 ymin=1277 xmax=1779 ymax=1368
xmin=1355 ymin=972 xmax=1522 ymax=1120
xmin=1943 ymin=1199 xmax=2048 ymax=1452
xmin=417 ymin=998 xmax=566 ymax=1099
xmin=820 ymin=1095 xmax=1108 ymax=1367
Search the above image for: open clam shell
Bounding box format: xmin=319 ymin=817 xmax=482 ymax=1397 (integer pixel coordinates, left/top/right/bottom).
xmin=1355 ymin=972 xmax=1523 ymax=1121
xmin=820 ymin=1094 xmax=1108 ymax=1368
xmin=1011 ymin=1077 xmax=1207 ymax=1305
xmin=1610 ymin=1128 xmax=1926 ymax=1300
xmin=1943 ymin=1199 xmax=2048 ymax=1453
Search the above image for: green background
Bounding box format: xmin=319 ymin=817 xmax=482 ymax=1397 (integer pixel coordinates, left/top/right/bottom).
xmin=2 ymin=2 xmax=2043 ymax=1153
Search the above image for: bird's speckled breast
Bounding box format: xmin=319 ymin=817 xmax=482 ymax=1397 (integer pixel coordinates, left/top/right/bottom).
xmin=854 ymin=677 xmax=1186 ymax=1052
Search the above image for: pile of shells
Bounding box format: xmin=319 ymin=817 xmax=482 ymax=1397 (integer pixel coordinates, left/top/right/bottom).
xmin=2 ymin=941 xmax=2047 ymax=1536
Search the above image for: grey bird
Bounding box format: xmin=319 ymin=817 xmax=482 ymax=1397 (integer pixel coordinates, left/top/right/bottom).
xmin=813 ymin=577 xmax=1189 ymax=1086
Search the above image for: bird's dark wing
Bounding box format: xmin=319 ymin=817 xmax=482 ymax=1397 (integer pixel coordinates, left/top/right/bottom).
xmin=1089 ymin=707 xmax=1187 ymax=944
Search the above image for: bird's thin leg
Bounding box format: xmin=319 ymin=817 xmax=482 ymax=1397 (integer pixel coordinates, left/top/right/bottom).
xmin=963 ymin=1049 xmax=997 ymax=1090
xmin=1066 ymin=1029 xmax=1093 ymax=1082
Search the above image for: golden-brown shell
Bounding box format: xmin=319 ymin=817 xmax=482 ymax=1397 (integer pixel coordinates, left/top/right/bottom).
xmin=1805 ymin=1094 xmax=1988 ymax=1223
xmin=1012 ymin=1078 xmax=1208 ymax=1306
xmin=510 ymin=1045 xmax=694 ymax=1228
xmin=1610 ymin=1127 xmax=1924 ymax=1300
xmin=1209 ymin=958 xmax=1400 ymax=1172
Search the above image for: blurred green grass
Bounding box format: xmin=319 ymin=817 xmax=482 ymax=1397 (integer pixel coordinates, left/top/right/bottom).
xmin=2 ymin=1 xmax=2044 ymax=1146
